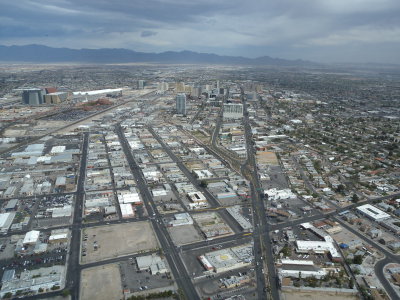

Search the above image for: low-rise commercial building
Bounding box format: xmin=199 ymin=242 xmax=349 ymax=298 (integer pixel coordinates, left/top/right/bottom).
xmin=356 ymin=204 xmax=390 ymax=221
xmin=0 ymin=266 xmax=65 ymax=298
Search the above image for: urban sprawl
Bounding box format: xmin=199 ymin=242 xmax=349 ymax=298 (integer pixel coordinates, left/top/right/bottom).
xmin=0 ymin=64 xmax=399 ymax=300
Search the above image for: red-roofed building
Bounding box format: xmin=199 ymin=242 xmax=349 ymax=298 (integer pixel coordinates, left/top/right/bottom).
xmin=45 ymin=87 xmax=57 ymax=94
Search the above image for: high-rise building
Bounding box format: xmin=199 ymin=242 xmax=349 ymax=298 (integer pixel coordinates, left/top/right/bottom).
xmin=22 ymin=89 xmax=45 ymax=105
xmin=176 ymin=93 xmax=187 ymax=115
xmin=223 ymin=103 xmax=243 ymax=119
xmin=157 ymin=82 xmax=169 ymax=93
xmin=138 ymin=80 xmax=145 ymax=89
xmin=176 ymin=82 xmax=185 ymax=93
xmin=191 ymin=87 xmax=202 ymax=98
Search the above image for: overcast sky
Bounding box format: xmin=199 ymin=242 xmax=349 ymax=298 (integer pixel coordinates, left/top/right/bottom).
xmin=1 ymin=0 xmax=400 ymax=63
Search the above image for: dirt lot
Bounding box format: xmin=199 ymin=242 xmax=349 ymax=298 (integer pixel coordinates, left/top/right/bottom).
xmin=281 ymin=289 xmax=358 ymax=300
xmin=256 ymin=151 xmax=279 ymax=165
xmin=81 ymin=221 xmax=159 ymax=264
xmin=168 ymin=225 xmax=203 ymax=245
xmin=80 ymin=264 xmax=122 ymax=300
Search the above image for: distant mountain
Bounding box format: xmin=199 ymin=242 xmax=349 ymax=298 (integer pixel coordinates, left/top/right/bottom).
xmin=0 ymin=44 xmax=317 ymax=66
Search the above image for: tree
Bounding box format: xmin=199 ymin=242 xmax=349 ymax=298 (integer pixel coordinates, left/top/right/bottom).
xmin=354 ymin=255 xmax=363 ymax=264
xmin=199 ymin=180 xmax=208 ymax=188
xmin=349 ymin=278 xmax=354 ymax=289
xmin=281 ymin=245 xmax=292 ymax=257
xmin=308 ymin=276 xmax=318 ymax=288
xmin=351 ymin=194 xmax=359 ymax=203
xmin=61 ymin=289 xmax=70 ymax=297
xmin=336 ymin=184 xmax=345 ymax=194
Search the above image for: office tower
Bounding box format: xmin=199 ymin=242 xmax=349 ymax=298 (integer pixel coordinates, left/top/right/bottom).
xmin=223 ymin=103 xmax=243 ymax=119
xmin=138 ymin=80 xmax=145 ymax=89
xmin=176 ymin=93 xmax=187 ymax=115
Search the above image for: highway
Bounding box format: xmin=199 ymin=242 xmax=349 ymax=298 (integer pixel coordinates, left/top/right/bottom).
xmin=116 ymin=124 xmax=200 ymax=300
xmin=242 ymin=92 xmax=280 ymax=300
xmin=68 ymin=132 xmax=88 ymax=300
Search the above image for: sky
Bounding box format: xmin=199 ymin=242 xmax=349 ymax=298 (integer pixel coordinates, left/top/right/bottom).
xmin=1 ymin=0 xmax=400 ymax=64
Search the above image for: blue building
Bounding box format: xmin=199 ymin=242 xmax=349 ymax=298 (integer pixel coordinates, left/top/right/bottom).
xmin=176 ymin=93 xmax=186 ymax=115
xmin=22 ymin=88 xmax=45 ymax=105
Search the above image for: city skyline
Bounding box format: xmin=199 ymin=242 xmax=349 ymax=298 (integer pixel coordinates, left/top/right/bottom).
xmin=1 ymin=0 xmax=400 ymax=64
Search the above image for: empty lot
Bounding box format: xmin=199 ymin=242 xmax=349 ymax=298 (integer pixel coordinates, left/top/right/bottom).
xmin=80 ymin=264 xmax=122 ymax=300
xmin=81 ymin=221 xmax=159 ymax=264
xmin=168 ymin=225 xmax=203 ymax=245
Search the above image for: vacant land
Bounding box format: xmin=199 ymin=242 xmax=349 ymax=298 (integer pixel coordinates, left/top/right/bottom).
xmin=80 ymin=264 xmax=122 ymax=300
xmin=256 ymin=151 xmax=279 ymax=165
xmin=281 ymin=289 xmax=358 ymax=300
xmin=168 ymin=225 xmax=203 ymax=245
xmin=81 ymin=221 xmax=159 ymax=264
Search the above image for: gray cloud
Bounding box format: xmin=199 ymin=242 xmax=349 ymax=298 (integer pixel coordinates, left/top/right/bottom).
xmin=1 ymin=0 xmax=400 ymax=63
xmin=141 ymin=31 xmax=157 ymax=38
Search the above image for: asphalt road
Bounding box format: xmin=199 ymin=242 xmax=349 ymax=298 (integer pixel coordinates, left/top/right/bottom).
xmin=66 ymin=132 xmax=89 ymax=300
xmin=116 ymin=124 xmax=200 ymax=300
xmin=242 ymin=95 xmax=280 ymax=300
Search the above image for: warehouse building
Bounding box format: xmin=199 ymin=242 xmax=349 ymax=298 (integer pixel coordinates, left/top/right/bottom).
xmin=168 ymin=213 xmax=193 ymax=227
xmin=277 ymin=259 xmax=327 ymax=279
xmin=356 ymin=204 xmax=390 ymax=221
xmin=0 ymin=212 xmax=16 ymax=234
xmin=136 ymin=254 xmax=168 ymax=275
xmin=23 ymin=230 xmax=40 ymax=246
xmin=120 ymin=203 xmax=135 ymax=218
xmin=0 ymin=266 xmax=65 ymax=298
xmin=200 ymin=244 xmax=253 ymax=273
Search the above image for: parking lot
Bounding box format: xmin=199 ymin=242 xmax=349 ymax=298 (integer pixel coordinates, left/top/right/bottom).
xmin=119 ymin=258 xmax=176 ymax=294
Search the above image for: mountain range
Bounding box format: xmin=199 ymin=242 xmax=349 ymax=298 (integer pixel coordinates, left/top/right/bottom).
xmin=0 ymin=44 xmax=317 ymax=66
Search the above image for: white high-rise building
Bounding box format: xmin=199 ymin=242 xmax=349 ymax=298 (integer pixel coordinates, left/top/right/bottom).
xmin=138 ymin=80 xmax=145 ymax=89
xmin=176 ymin=93 xmax=187 ymax=115
xmin=191 ymin=86 xmax=202 ymax=98
xmin=157 ymin=82 xmax=169 ymax=93
xmin=223 ymin=103 xmax=243 ymax=119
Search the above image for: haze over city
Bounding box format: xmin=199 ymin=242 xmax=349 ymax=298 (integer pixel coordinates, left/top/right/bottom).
xmin=1 ymin=0 xmax=400 ymax=64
